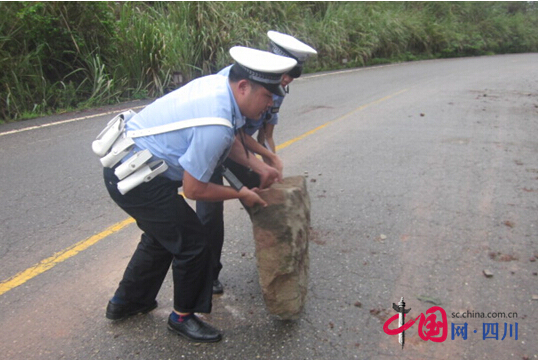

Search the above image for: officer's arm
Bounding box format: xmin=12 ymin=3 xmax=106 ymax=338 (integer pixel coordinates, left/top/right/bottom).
xmin=262 ymin=123 xmax=276 ymax=153
xmin=228 ymin=138 xmax=281 ymax=188
xmin=240 ymin=132 xmax=283 ymax=178
xmin=182 ymin=170 xmax=267 ymax=207
xmin=256 ymin=127 xmax=266 ymax=147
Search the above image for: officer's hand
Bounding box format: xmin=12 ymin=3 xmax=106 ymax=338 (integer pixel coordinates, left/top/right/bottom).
xmin=262 ymin=154 xmax=284 ymax=180
xmin=239 ymin=187 xmax=267 ymax=208
xmin=258 ymin=163 xmax=281 ymax=189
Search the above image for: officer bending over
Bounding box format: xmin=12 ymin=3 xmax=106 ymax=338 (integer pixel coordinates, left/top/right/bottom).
xmin=102 ymin=47 xmax=297 ymax=343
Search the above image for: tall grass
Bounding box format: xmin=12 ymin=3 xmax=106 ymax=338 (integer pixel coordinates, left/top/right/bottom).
xmin=1 ymin=1 xmax=537 ymax=122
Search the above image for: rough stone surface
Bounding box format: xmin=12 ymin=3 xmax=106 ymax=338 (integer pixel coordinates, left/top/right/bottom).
xmin=247 ymin=176 xmax=311 ymax=319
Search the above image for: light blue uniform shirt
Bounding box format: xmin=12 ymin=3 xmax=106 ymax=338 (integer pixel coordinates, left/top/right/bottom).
xmin=125 ymin=74 xmax=245 ymax=182
xmin=218 ymin=65 xmax=283 ymax=136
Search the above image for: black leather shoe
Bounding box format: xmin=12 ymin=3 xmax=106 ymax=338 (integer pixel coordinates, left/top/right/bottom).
xmin=212 ymin=280 xmax=224 ymax=294
xmin=106 ymin=300 xmax=158 ymax=320
xmin=167 ymin=314 xmax=222 ymax=343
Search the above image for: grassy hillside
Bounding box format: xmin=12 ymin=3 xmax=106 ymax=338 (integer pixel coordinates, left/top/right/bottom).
xmin=1 ymin=1 xmax=537 ymax=122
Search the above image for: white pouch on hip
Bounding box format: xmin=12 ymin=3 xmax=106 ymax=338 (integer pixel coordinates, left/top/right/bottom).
xmin=99 ymin=133 xmax=135 ymax=168
xmin=91 ymin=109 xmax=136 ymax=157
xmin=114 ymin=149 xmax=153 ymax=180
xmin=117 ymin=160 xmax=169 ymax=195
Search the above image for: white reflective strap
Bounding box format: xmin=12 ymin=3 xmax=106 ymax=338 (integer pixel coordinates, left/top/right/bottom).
xmin=126 ymin=117 xmax=233 ymax=138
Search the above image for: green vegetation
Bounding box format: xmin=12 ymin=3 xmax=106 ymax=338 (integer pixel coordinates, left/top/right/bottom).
xmin=1 ymin=1 xmax=537 ymax=122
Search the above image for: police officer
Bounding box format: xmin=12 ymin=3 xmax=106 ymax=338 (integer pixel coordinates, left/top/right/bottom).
xmin=103 ymin=46 xmax=297 ymax=343
xmin=197 ymin=31 xmax=317 ymax=295
xmin=248 ymin=30 xmax=318 ymax=156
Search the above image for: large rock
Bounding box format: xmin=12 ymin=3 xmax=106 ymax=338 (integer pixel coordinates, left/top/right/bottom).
xmin=247 ymin=176 xmax=310 ymax=319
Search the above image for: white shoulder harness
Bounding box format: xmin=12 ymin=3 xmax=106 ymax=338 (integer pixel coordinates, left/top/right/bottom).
xmin=92 ymin=110 xmax=234 ymax=195
xmin=126 ymin=117 xmax=233 ymax=138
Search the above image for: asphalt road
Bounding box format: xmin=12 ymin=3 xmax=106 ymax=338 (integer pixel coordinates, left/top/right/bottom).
xmin=0 ymin=53 xmax=537 ymax=359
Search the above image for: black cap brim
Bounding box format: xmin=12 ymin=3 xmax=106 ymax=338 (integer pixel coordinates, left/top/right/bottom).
xmin=261 ymin=82 xmax=286 ymax=97
xmin=231 ymin=63 xmax=286 ymax=97
xmin=287 ymin=65 xmax=303 ymax=78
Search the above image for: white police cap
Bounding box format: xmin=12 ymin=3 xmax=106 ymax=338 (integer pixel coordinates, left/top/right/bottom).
xmin=267 ymin=30 xmax=317 ymax=63
xmin=229 ymin=46 xmax=297 ymax=96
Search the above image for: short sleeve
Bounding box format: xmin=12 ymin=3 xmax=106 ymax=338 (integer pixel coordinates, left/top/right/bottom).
xmin=268 ymin=112 xmax=279 ymax=125
xmin=178 ymin=125 xmax=234 ymax=182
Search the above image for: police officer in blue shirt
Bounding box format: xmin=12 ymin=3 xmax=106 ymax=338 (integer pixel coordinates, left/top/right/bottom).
xmin=197 ymin=31 xmax=317 ymax=295
xmin=102 ymin=46 xmax=297 ymax=343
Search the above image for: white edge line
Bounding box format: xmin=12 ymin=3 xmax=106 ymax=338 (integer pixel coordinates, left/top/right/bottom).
xmin=296 ymin=62 xmax=399 ymax=81
xmin=0 ymin=105 xmax=146 ymax=138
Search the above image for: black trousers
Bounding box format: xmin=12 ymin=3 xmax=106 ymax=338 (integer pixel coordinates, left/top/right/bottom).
xmin=196 ymin=167 xmax=225 ymax=281
xmin=104 ymin=167 xmax=213 ymax=314
xmin=196 ymin=159 xmax=260 ymax=281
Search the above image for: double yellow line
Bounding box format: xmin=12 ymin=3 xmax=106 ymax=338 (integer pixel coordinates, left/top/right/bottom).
xmin=0 ymin=89 xmax=407 ymax=296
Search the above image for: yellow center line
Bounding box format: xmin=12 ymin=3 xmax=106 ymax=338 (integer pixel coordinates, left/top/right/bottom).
xmin=0 ymin=218 xmax=135 ymax=296
xmin=0 ymin=88 xmax=407 ymax=296
xmin=277 ymin=89 xmax=408 ymax=151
